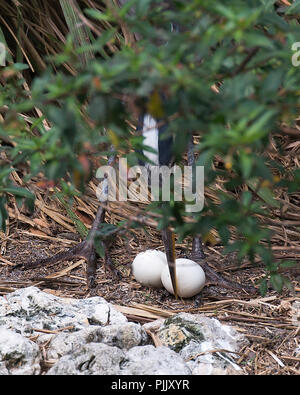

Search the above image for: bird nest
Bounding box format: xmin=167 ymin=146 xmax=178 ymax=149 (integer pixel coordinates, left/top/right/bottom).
xmin=0 ymin=125 xmax=300 ymax=375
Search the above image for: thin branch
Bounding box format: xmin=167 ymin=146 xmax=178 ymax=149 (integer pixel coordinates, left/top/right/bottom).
xmin=232 ymin=46 xmax=260 ymax=76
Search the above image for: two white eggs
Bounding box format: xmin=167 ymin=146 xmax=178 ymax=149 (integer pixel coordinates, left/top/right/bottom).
xmin=131 ymin=249 xmax=205 ymax=298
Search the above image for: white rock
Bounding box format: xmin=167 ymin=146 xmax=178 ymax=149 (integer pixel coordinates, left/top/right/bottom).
xmin=47 ymin=343 xmax=191 ymax=375
xmin=157 ymin=313 xmax=248 ymax=375
xmin=47 ymin=343 xmax=125 ymax=375
xmin=0 ymin=362 xmax=8 ymax=375
xmin=132 ymin=250 xmax=167 ymax=288
xmin=161 ymin=258 xmax=205 ymax=298
xmin=46 ymin=327 xmax=103 ymax=360
xmin=46 ymin=323 xmax=147 ymax=360
xmin=0 ymin=328 xmax=41 ymax=375
xmin=0 ymin=287 xmax=250 ymax=375
xmin=99 ymin=323 xmax=148 ymax=350
xmin=121 ymin=345 xmax=191 ymax=375
xmin=0 ymin=287 xmax=127 ymax=335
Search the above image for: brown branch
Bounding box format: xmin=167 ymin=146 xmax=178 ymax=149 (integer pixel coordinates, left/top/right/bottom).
xmin=232 ymin=46 xmax=260 ymax=76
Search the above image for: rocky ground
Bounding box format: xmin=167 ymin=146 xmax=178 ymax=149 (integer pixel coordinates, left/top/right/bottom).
xmin=0 ymin=228 xmax=299 ymax=374
xmin=0 ymin=190 xmax=299 ymax=375
xmin=0 ymin=286 xmax=249 ymax=375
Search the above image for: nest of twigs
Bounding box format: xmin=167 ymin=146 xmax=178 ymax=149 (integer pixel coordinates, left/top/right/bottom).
xmin=0 ymin=131 xmax=300 ymax=375
xmin=0 ymin=0 xmax=299 ymax=376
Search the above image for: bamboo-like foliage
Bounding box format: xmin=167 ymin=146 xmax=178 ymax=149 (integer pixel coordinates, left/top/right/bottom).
xmin=59 ymin=0 xmax=94 ymax=68
xmin=0 ymin=0 xmax=120 ymax=74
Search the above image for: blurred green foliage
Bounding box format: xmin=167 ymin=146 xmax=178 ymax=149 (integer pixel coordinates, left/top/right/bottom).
xmin=1 ymin=0 xmax=300 ymax=293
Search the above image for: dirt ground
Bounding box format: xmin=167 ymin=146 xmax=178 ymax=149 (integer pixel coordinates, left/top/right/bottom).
xmin=0 ymin=191 xmax=299 ymax=375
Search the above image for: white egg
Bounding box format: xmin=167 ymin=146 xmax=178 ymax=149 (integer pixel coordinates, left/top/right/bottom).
xmin=131 ymin=250 xmax=167 ymax=288
xmin=161 ymin=258 xmax=205 ymax=298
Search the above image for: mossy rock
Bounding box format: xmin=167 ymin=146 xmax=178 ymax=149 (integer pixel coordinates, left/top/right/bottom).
xmin=158 ymin=315 xmax=205 ymax=352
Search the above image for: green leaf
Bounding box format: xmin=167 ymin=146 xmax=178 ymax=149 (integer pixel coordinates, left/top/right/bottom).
xmin=279 ymin=260 xmax=298 ymax=269
xmin=118 ymin=0 xmax=137 ymax=17
xmin=244 ymin=110 xmax=276 ymax=142
xmin=56 ymin=195 xmax=88 ymax=238
xmin=0 ymin=167 xmax=14 ymax=181
xmin=241 ymin=190 xmax=252 ymax=207
xmin=12 ymin=63 xmax=29 ymax=71
xmin=245 ymin=32 xmax=274 ymax=49
xmin=285 ymin=0 xmax=300 ymax=15
xmin=218 ymin=225 xmax=231 ymax=245
xmin=240 ymin=152 xmax=253 ymax=179
xmin=246 ymin=179 xmax=280 ymax=208
xmin=262 ymin=70 xmax=284 ymax=94
xmin=0 ymin=196 xmax=8 ymax=232
xmin=0 ymin=209 xmax=3 ymax=232
xmin=25 ymin=197 xmax=35 ymax=213
xmin=259 ymin=278 xmax=268 ymax=296
xmin=94 ymin=239 xmax=105 ymax=258
xmin=136 ymin=0 xmax=152 ymax=17
xmin=96 ymin=223 xmax=118 ymax=238
xmin=2 ymin=186 xmax=35 ymax=200
xmin=270 ymin=273 xmax=283 ymax=293
xmin=84 ymin=9 xmax=114 ymax=22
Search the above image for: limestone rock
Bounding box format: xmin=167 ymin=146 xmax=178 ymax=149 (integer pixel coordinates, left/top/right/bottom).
xmin=0 ymin=286 xmax=127 ymax=336
xmin=46 ymin=322 xmax=148 ymax=360
xmin=148 ymin=312 xmax=248 ymax=375
xmin=0 ymin=328 xmax=41 ymax=375
xmin=0 ymin=287 xmax=249 ymax=375
xmin=47 ymin=343 xmax=125 ymax=375
xmin=121 ymin=345 xmax=191 ymax=375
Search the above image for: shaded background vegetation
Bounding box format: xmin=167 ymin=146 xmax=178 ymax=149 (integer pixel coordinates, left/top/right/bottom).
xmin=1 ymin=0 xmax=300 ymax=294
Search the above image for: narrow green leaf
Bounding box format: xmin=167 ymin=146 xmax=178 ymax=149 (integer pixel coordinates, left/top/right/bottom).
xmin=259 ymin=278 xmax=268 ymax=296
xmin=2 ymin=186 xmax=34 ymax=200
xmin=246 ymin=179 xmax=280 ymax=208
xmin=270 ymin=273 xmax=283 ymax=292
xmin=56 ymin=195 xmax=88 ymax=238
